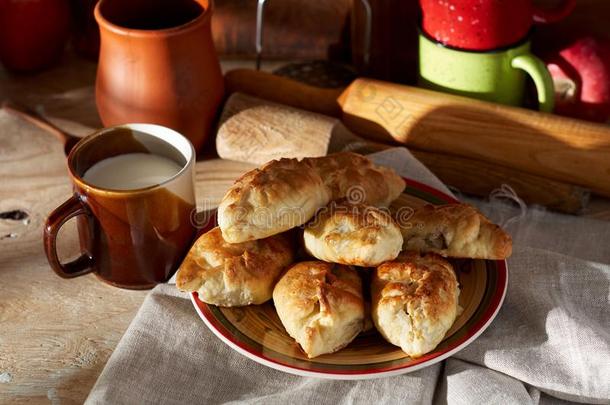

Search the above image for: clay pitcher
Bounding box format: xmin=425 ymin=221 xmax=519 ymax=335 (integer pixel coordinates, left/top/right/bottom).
xmin=94 ymin=0 xmax=224 ymax=152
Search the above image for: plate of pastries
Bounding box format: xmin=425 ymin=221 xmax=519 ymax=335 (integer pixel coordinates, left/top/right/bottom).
xmin=176 ymin=152 xmax=511 ymax=379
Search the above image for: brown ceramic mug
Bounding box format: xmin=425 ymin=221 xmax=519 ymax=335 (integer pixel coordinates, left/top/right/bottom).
xmin=94 ymin=0 xmax=224 ymax=153
xmin=43 ymin=124 xmax=197 ymax=289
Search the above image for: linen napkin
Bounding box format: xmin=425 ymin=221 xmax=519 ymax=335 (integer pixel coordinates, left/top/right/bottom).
xmin=86 ymin=148 xmax=610 ymax=404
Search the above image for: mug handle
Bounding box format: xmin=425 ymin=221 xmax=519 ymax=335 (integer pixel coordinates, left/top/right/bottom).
xmin=511 ymin=54 xmax=555 ymax=113
xmin=532 ymin=0 xmax=576 ymax=24
xmin=43 ymin=195 xmax=95 ymax=278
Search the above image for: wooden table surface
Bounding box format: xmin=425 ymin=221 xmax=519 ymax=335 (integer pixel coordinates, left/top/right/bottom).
xmin=1 ymin=54 xmax=609 ymax=404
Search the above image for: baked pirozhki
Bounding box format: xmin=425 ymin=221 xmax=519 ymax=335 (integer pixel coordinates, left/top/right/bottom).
xmin=175 ymin=227 xmax=293 ymax=306
xmin=313 ymin=152 xmax=406 ymax=206
xmin=273 ymin=261 xmax=364 ymax=358
xmin=303 ymin=201 xmax=403 ymax=266
xmin=397 ymin=203 xmax=512 ymax=260
xmin=218 ymin=157 xmax=330 ymax=244
xmin=218 ymin=152 xmax=405 ymax=243
xmin=371 ymin=252 xmax=459 ymax=358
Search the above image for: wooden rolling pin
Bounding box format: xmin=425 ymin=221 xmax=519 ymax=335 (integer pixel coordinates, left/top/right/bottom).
xmin=225 ymin=69 xmax=610 ymax=197
xmin=216 ymin=93 xmax=588 ymax=214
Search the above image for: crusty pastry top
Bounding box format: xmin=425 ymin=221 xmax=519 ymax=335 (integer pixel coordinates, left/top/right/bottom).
xmin=218 ymin=157 xmax=330 ymax=244
xmin=371 ymin=252 xmax=459 ymax=357
xmin=218 ymin=152 xmax=405 ymax=243
xmin=373 ymin=253 xmax=458 ymax=324
xmin=175 ymin=227 xmax=293 ymax=306
xmin=314 ymin=152 xmax=406 ymax=206
xmin=304 ymin=201 xmax=403 ymax=266
xmin=274 ymin=261 xmax=363 ymax=319
xmin=397 ymin=203 xmax=512 ymax=260
xmin=273 ymin=261 xmax=364 ymax=358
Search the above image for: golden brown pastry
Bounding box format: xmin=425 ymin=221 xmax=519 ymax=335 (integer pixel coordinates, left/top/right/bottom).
xmin=217 ymin=157 xmax=330 ymax=244
xmin=313 ymin=152 xmax=406 ymax=206
xmin=303 ymin=201 xmax=403 ymax=266
xmin=273 ymin=261 xmax=364 ymax=358
xmin=397 ymin=203 xmax=512 ymax=260
xmin=371 ymin=252 xmax=459 ymax=358
xmin=218 ymin=152 xmax=405 ymax=243
xmin=175 ymin=227 xmax=293 ymax=306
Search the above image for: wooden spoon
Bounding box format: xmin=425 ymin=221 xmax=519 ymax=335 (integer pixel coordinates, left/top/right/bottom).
xmin=2 ymin=100 xmax=81 ymax=156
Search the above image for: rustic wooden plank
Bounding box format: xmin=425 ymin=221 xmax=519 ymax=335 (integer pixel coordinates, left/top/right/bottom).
xmin=0 ymin=56 xmax=254 ymax=402
xmin=0 ymin=110 xmax=144 ymax=404
xmin=0 ymin=115 xmax=251 ymax=403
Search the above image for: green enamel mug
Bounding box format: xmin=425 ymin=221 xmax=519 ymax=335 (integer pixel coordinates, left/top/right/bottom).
xmin=418 ymin=32 xmax=555 ymax=112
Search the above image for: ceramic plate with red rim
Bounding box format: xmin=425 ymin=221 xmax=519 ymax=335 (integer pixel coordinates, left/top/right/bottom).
xmin=190 ymin=179 xmax=508 ymax=379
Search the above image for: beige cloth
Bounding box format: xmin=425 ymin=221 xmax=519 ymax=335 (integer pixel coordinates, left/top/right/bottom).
xmin=86 ymin=148 xmax=610 ymax=404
